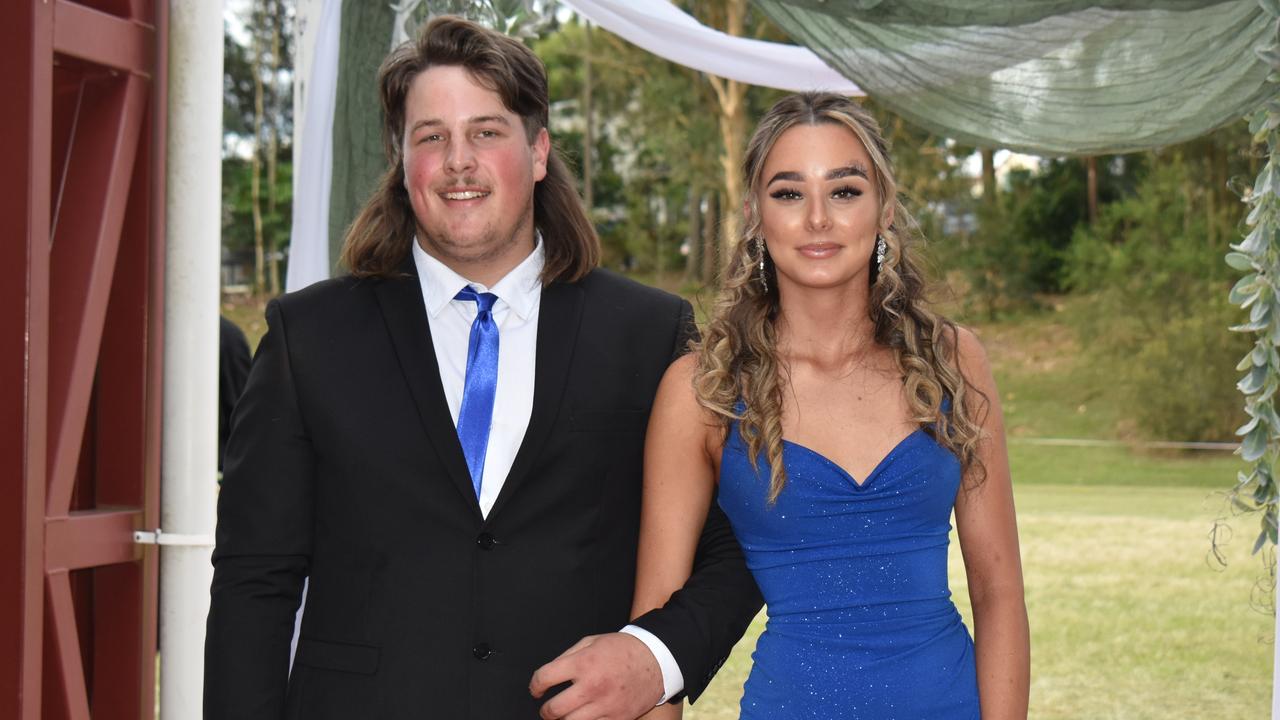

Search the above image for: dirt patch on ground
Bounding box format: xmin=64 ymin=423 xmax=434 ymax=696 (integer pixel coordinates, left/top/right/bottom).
xmin=971 ymin=317 xmax=1079 ymax=375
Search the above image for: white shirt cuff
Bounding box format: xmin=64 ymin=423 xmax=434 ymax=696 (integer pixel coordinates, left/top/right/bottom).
xmin=620 ymin=624 xmax=685 ymax=705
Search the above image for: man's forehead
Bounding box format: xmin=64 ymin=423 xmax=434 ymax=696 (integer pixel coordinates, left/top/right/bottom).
xmin=410 ymin=113 xmax=514 ymax=128
xmin=405 ymin=67 xmax=517 ymax=123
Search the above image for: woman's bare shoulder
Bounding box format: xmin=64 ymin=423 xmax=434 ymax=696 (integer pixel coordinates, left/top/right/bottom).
xmin=656 ymin=353 xmax=708 ymax=419
xmin=951 ymin=324 xmax=993 ymax=379
xmin=655 ymin=352 xmax=723 ymax=453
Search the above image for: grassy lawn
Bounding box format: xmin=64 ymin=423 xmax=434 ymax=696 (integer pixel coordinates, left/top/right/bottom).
xmin=222 ymin=295 xmax=269 ymax=352
xmin=974 ymin=313 xmax=1131 ymax=441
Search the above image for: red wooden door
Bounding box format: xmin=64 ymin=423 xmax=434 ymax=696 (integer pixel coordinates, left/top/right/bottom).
xmin=0 ymin=1 xmax=165 ymax=718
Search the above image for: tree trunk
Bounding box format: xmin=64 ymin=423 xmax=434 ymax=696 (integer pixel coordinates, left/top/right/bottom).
xmin=653 ymin=196 xmax=663 ymax=288
xmin=1086 ymin=155 xmax=1098 ymax=225
xmin=702 ymin=191 xmax=720 ymax=285
xmin=1171 ymin=149 xmax=1192 ymax=238
xmin=1207 ymin=151 xmax=1217 ymax=247
xmin=582 ymin=22 xmax=593 ymax=213
xmin=266 ymin=2 xmax=281 ymax=296
xmin=718 ymin=87 xmax=746 ymax=268
xmin=981 ymin=148 xmax=996 ymax=206
xmin=1208 ymin=139 xmax=1227 ymax=247
xmin=251 ymin=0 xmax=266 ymax=300
xmin=686 ymin=185 xmax=702 ymax=282
xmin=707 ymin=0 xmax=747 ymax=271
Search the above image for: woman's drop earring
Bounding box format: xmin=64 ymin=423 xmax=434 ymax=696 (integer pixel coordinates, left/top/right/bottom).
xmin=874 ymin=234 xmax=887 ymax=276
xmin=756 ymin=236 xmax=769 ymax=293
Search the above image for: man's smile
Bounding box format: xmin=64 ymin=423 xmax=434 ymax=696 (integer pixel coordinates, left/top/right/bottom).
xmin=440 ymin=187 xmax=491 ymax=202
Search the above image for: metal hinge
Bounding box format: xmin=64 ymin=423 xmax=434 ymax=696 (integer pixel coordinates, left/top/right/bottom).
xmin=133 ymin=528 xmax=215 ymax=547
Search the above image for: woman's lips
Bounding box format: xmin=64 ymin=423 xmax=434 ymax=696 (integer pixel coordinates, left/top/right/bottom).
xmin=797 ymin=243 xmax=841 ymax=259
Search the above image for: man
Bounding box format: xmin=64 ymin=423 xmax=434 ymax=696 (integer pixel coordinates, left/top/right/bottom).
xmin=205 ymin=16 xmax=761 ymax=719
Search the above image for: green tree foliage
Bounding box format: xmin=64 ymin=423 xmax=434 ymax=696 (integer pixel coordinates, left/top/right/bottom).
xmin=222 ymin=0 xmax=293 ymax=295
xmin=224 ymin=4 xmax=294 ymax=149
xmin=946 ymin=113 xmax=1250 ymax=321
xmin=948 ymin=154 xmax=1143 ymax=317
xmin=222 ymin=150 xmax=294 ymax=276
xmin=223 ymin=25 xmax=256 ymax=143
xmin=1065 ymin=145 xmax=1249 ymax=443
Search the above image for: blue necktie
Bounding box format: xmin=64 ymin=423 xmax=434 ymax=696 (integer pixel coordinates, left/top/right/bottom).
xmin=454 ymin=287 xmax=500 ymax=499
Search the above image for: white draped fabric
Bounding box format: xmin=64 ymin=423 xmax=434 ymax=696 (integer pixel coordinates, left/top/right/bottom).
xmin=285 ymin=0 xmax=341 ymax=292
xmin=558 ymin=0 xmax=863 ymax=96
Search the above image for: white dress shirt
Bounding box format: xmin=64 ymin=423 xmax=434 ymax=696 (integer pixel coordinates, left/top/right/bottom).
xmin=413 ymin=239 xmax=541 ymax=518
xmin=411 ymin=238 xmax=684 ymax=703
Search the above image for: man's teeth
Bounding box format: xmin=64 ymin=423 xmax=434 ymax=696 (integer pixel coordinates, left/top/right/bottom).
xmin=443 ymin=191 xmax=488 ymax=200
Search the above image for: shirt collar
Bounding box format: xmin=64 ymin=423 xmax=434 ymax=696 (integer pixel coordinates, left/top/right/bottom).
xmin=412 ymin=234 xmax=545 ymax=321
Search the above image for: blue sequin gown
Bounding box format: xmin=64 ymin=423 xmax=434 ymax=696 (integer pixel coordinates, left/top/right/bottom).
xmin=717 ymin=416 xmax=980 ymax=719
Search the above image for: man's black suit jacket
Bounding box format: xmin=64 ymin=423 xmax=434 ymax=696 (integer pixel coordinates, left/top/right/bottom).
xmin=205 ymin=264 xmax=762 ymax=719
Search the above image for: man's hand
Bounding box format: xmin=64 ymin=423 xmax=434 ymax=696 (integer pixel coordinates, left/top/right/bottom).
xmin=529 ymin=632 xmax=664 ymax=720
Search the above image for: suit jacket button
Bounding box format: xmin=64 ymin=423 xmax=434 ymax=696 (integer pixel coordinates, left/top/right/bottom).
xmin=473 ymin=643 xmax=493 ymax=660
xmin=476 ymin=532 xmax=497 ymax=550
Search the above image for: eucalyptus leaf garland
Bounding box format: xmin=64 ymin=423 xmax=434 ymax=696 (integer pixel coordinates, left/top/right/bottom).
xmin=408 ymin=0 xmax=553 ymax=40
xmin=1228 ymin=3 xmax=1280 ymax=555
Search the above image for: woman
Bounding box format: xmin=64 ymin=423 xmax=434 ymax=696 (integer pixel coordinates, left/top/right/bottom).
xmin=634 ymin=93 xmax=1029 ymax=719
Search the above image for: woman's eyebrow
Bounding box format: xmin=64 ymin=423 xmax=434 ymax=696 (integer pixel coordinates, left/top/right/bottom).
xmin=827 ymin=164 xmax=869 ymax=181
xmin=766 ymin=163 xmax=869 ymax=187
xmin=766 ymin=171 xmax=803 ymax=187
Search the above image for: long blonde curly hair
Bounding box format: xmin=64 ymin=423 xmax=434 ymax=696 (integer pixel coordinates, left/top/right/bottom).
xmin=693 ymin=92 xmax=987 ymax=502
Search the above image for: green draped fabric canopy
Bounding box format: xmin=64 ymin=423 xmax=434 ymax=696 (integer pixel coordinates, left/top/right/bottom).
xmin=753 ymin=0 xmax=1273 ymax=154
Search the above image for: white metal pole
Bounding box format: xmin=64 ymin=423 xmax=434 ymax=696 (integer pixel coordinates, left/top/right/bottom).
xmin=161 ymin=1 xmax=223 ymax=716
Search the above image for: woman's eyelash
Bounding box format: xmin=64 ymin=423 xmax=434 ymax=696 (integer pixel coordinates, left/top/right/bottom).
xmin=769 ymin=186 xmax=863 ymax=200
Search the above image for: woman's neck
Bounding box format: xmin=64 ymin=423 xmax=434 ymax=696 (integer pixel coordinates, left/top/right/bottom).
xmin=775 ymin=281 xmax=878 ymax=369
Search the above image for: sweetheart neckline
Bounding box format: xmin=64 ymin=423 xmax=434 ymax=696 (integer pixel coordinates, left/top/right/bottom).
xmin=781 ymin=426 xmax=926 ymax=489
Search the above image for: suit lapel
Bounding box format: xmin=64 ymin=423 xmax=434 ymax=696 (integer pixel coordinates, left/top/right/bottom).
xmin=485 ymin=279 xmax=584 ymax=522
xmin=373 ymin=260 xmax=483 ymax=521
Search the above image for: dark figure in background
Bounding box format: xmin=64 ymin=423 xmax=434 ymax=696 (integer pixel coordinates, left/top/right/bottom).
xmin=218 ymin=316 xmax=251 ymax=473
xmin=204 ymin=16 xmax=760 ymax=720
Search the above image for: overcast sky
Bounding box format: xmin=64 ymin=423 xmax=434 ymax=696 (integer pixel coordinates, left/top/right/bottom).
xmin=224 ymin=0 xmax=252 ymax=46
